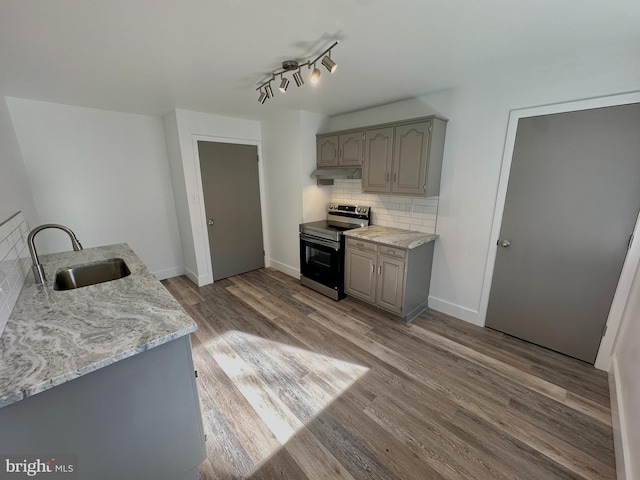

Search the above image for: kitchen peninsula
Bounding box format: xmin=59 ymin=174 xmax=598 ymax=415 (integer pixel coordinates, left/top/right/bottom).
xmin=0 ymin=244 xmax=205 ymax=480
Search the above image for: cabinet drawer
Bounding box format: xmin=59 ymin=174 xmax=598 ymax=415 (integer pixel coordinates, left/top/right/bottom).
xmin=346 ymin=237 xmax=377 ymax=252
xmin=378 ymin=245 xmax=406 ymax=259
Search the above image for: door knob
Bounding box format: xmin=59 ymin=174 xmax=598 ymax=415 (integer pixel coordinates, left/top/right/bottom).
xmin=499 ymin=239 xmax=511 ymax=247
xmin=208 ymin=219 xmax=214 ymax=226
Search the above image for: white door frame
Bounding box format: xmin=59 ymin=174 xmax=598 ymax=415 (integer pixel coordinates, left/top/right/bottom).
xmin=192 ymin=134 xmax=270 ymax=285
xmin=479 ymin=91 xmax=640 ymax=371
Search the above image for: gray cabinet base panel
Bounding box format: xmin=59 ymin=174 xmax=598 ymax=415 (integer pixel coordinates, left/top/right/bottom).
xmin=348 ymin=294 xmax=429 ymax=324
xmin=0 ymin=335 xmax=206 ymax=480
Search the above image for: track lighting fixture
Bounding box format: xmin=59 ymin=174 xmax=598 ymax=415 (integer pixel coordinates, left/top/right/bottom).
xmin=256 ymin=41 xmax=338 ymax=104
xmin=279 ymin=75 xmax=289 ymax=93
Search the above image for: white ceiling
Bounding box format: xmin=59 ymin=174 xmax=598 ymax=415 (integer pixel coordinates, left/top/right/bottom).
xmin=1 ymin=0 xmax=639 ymax=120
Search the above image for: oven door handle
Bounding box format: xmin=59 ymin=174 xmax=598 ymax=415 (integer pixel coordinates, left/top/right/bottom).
xmin=300 ymin=234 xmax=340 ymax=250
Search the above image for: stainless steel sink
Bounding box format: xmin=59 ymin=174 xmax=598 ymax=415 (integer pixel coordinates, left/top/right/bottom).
xmin=53 ymin=258 xmax=131 ymax=291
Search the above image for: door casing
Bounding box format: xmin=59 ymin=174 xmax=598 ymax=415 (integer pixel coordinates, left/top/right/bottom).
xmin=480 ymin=91 xmax=640 ymax=371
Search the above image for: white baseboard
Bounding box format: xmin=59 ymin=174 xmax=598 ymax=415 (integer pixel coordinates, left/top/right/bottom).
xmin=182 ymin=267 xmax=212 ymax=287
xmin=268 ymin=260 xmax=299 ymax=279
xmin=610 ymin=357 xmax=632 ymax=480
xmin=152 ymin=265 xmax=185 ymax=281
xmin=427 ymin=296 xmax=483 ymax=326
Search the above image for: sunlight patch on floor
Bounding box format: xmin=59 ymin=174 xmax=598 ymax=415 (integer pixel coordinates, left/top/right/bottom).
xmin=203 ymin=330 xmax=369 ymax=476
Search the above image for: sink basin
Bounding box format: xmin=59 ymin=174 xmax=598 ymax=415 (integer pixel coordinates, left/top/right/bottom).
xmin=53 ymin=258 xmax=131 ymax=291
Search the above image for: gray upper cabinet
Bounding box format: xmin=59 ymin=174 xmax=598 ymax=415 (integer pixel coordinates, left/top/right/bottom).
xmin=392 ymin=121 xmax=431 ymax=195
xmin=317 ymin=131 xmax=363 ymax=167
xmin=362 ymin=127 xmax=394 ymax=193
xmin=317 ymin=135 xmax=339 ymax=167
xmin=338 ymin=131 xmax=364 ymax=166
xmin=362 ymin=116 xmax=447 ymax=196
xmin=316 ymin=115 xmax=447 ymax=196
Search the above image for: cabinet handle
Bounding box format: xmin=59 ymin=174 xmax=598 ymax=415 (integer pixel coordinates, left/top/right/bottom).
xmin=378 ymin=266 xmax=382 ymax=275
xmin=371 ymin=264 xmax=374 ymax=273
xmin=387 ymin=249 xmax=395 ymax=254
xmin=393 ymin=173 xmax=397 ymax=183
xmin=356 ymin=242 xmax=364 ymax=247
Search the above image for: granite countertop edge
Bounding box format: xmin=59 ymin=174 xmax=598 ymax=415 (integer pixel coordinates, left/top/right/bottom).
xmin=343 ymin=225 xmax=439 ymax=249
xmin=0 ymin=243 xmax=197 ymax=409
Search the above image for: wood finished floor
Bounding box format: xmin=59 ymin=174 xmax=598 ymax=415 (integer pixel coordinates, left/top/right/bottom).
xmin=162 ymin=269 xmax=614 ymax=480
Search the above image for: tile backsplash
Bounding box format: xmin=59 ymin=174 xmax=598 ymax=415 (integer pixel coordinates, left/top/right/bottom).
xmin=330 ymin=179 xmax=439 ymax=234
xmin=0 ymin=212 xmax=31 ymax=337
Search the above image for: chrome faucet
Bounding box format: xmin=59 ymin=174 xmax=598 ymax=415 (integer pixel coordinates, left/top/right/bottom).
xmin=28 ymin=224 xmax=83 ymax=284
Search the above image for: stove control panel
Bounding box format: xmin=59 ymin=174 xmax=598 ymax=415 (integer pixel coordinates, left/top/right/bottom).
xmin=328 ymin=204 xmax=370 ymax=215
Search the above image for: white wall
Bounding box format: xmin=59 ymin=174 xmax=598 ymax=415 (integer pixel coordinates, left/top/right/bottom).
xmin=0 ymin=97 xmax=37 ymax=226
xmin=300 ymin=111 xmax=331 ymax=224
xmin=428 ymin=48 xmax=640 ymax=325
xmin=261 ymin=110 xmax=329 ymax=277
xmin=163 ymin=108 xmax=262 ymax=285
xmin=611 ymin=271 xmax=640 ymax=479
xmin=6 ymin=98 xmax=183 ymax=279
xmin=328 ymin=47 xmax=640 ymax=326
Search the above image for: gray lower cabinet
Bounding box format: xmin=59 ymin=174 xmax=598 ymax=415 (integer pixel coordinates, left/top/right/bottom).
xmin=0 ymin=336 xmax=205 ymax=480
xmin=345 ymin=237 xmax=434 ymax=322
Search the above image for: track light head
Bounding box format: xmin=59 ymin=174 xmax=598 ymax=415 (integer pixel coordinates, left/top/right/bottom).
xmin=293 ymin=70 xmax=304 ymax=87
xmin=310 ymin=66 xmax=321 ymax=85
xmin=321 ymin=55 xmax=337 ymax=73
xmin=279 ymin=76 xmax=290 ymax=93
xmin=265 ymin=83 xmax=274 ymax=98
xmin=258 ymin=90 xmax=267 ymax=104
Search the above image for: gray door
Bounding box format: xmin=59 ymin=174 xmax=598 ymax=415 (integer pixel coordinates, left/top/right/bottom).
xmin=486 ymin=103 xmax=640 ymax=363
xmin=198 ymin=141 xmax=264 ymax=281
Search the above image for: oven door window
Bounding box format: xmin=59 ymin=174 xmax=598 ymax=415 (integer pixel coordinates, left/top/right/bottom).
xmin=300 ymin=238 xmax=343 ymax=288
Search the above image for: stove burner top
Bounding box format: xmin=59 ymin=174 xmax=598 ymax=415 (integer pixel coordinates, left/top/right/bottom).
xmin=299 ymin=205 xmax=370 ymax=242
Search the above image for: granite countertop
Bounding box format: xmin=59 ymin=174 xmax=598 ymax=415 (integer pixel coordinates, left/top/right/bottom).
xmin=344 ymin=225 xmax=438 ymax=249
xmin=0 ymin=243 xmax=197 ymax=408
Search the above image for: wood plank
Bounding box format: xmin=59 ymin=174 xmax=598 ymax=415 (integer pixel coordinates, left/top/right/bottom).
xmin=161 ymin=270 xmax=615 ymax=480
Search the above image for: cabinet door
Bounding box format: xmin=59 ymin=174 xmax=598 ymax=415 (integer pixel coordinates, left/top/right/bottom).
xmin=345 ymin=248 xmax=377 ymax=303
xmin=376 ymin=255 xmax=406 ymax=315
xmin=339 ymin=131 xmax=363 ymax=166
xmin=317 ymin=135 xmax=339 ymax=167
xmin=363 ymin=127 xmax=393 ymax=193
xmin=392 ymin=121 xmax=431 ymax=195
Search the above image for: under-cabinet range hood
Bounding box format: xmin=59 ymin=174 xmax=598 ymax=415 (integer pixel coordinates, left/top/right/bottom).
xmin=311 ymin=167 xmax=362 ymax=185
